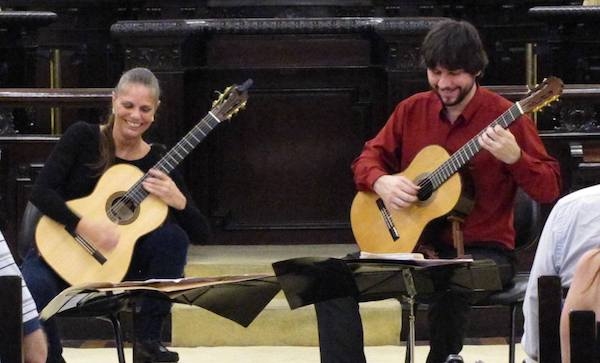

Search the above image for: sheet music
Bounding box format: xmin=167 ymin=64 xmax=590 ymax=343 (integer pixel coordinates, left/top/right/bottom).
xmin=40 ymin=287 xmax=110 ymax=321
xmin=41 ymin=274 xmax=275 ymax=321
xmin=93 ymin=274 xmax=272 ymax=292
xmin=359 ymin=251 xmax=425 ymax=260
xmin=357 ymin=251 xmax=473 ymax=267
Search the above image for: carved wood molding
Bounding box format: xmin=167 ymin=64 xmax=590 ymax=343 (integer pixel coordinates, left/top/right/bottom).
xmin=111 ymin=16 xmax=444 ymax=36
xmin=487 ymin=84 xmax=600 ymax=132
xmin=0 ymin=84 xmax=597 ymax=104
xmin=0 ymin=88 xmax=111 ymax=106
xmin=1 ymin=84 xmax=599 ymax=133
xmin=385 ymin=43 xmax=421 ymax=71
xmin=123 ymin=46 xmax=183 ymax=71
xmin=111 ymin=17 xmax=446 ymax=70
xmin=529 ymin=5 xmax=600 ymax=20
xmin=0 ymin=11 xmax=57 ymax=49
xmin=0 ymin=11 xmax=57 ymax=27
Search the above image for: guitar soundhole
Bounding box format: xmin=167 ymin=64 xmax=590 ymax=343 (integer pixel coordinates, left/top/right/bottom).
xmin=417 ymin=178 xmax=434 ymax=201
xmin=106 ymin=193 xmax=140 ymax=225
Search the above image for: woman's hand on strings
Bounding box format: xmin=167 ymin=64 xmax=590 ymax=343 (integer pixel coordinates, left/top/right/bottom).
xmin=142 ymin=168 xmax=187 ymax=210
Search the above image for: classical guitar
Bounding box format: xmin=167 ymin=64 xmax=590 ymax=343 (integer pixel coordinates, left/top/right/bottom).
xmin=350 ymin=77 xmax=563 ymax=254
xmin=35 ymin=79 xmax=252 ymax=285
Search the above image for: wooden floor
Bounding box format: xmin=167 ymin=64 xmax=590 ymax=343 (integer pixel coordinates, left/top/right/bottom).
xmin=62 ymin=337 xmax=511 ymax=348
xmin=60 ymin=339 xmax=529 ymax=363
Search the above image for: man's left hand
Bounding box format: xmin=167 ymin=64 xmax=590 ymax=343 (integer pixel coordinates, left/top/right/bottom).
xmin=478 ymin=125 xmax=521 ymax=164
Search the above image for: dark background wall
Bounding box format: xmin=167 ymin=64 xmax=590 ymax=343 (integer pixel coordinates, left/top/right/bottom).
xmin=0 ymin=1 xmax=598 ymax=260
xmin=2 ymin=0 xmax=600 ymax=344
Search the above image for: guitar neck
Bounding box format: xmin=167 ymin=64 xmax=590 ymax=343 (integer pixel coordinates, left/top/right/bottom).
xmin=424 ymin=102 xmax=523 ymax=190
xmin=156 ymin=112 xmax=221 ymax=174
xmin=122 ymin=112 xmax=222 ymax=205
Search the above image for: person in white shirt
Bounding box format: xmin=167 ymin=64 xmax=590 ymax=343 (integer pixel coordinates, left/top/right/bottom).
xmin=521 ymin=184 xmax=600 ymax=362
xmin=0 ymin=231 xmax=47 ymax=363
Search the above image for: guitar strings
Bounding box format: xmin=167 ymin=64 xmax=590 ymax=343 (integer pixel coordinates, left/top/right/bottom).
xmin=74 ymin=234 xmax=99 ymax=255
xmin=419 ymin=103 xmax=521 ymax=196
xmin=107 ymin=114 xmax=221 ymax=221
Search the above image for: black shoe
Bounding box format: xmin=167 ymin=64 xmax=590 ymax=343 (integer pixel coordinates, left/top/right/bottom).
xmin=134 ymin=340 xmax=179 ymax=363
xmin=48 ymin=355 xmax=67 ymax=363
xmin=444 ymin=354 xmax=464 ymax=363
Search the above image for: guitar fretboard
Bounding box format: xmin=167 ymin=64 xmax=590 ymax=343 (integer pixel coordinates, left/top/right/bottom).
xmin=418 ymin=102 xmax=523 ymax=192
xmin=114 ymin=112 xmax=222 ymax=209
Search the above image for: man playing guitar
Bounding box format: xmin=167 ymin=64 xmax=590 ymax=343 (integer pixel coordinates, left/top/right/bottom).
xmin=315 ymin=19 xmax=561 ymax=363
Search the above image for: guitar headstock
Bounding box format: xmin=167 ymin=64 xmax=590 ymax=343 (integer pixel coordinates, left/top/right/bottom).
xmin=518 ymin=76 xmax=564 ymax=114
xmin=211 ymin=79 xmax=253 ymax=121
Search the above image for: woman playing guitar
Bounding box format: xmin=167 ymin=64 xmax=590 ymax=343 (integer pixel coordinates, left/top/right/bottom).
xmin=21 ymin=67 xmax=211 ymax=363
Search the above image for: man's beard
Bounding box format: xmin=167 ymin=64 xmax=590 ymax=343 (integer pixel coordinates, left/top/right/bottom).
xmin=437 ymin=80 xmax=476 ymax=107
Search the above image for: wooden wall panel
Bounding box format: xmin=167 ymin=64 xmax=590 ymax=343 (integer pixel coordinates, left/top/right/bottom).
xmin=213 ymin=89 xmax=363 ymax=228
xmin=0 ymin=137 xmax=58 ymax=256
xmin=183 ymin=64 xmax=388 ymax=244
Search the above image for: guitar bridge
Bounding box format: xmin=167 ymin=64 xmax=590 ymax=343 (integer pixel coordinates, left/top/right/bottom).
xmin=66 ymin=227 xmax=108 ymax=265
xmin=376 ymin=199 xmax=400 ymax=241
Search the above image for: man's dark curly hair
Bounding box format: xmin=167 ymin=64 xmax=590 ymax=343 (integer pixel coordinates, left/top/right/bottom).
xmin=420 ymin=19 xmax=489 ymax=77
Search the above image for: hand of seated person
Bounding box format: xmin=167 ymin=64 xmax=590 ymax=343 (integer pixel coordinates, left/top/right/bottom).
xmin=23 ymin=328 xmax=47 ymax=363
xmin=75 ymin=217 xmax=120 ymax=251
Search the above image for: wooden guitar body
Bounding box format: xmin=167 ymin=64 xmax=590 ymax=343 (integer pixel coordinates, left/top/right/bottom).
xmin=35 ymin=164 xmax=168 ymax=285
xmin=350 ymin=145 xmax=462 ymax=253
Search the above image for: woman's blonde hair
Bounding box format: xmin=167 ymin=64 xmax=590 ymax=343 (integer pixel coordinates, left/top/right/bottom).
xmin=93 ymin=67 xmax=160 ymax=173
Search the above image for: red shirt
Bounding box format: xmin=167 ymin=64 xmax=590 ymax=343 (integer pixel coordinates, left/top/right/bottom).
xmin=351 ymin=86 xmax=561 ymax=250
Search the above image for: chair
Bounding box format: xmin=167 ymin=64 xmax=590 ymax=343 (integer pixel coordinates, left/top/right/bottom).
xmin=471 ymin=188 xmax=542 ymax=363
xmin=537 ymin=275 xmax=562 ymax=363
xmin=538 ymin=276 xmax=600 ymax=363
xmin=568 ymin=310 xmax=599 ymax=363
xmin=17 ymin=201 xmax=128 ymax=363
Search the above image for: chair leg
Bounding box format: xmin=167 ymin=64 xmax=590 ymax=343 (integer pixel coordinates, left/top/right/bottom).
xmin=108 ymin=313 xmax=126 ymax=363
xmin=402 ymin=298 xmax=416 ymax=363
xmin=508 ymin=303 xmax=517 ymax=363
xmin=407 ymin=300 xmax=415 ymax=363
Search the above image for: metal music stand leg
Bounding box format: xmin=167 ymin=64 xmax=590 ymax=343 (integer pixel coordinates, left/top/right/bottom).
xmin=402 ymin=269 xmax=418 ymax=363
xmin=108 ymin=312 xmax=126 ymax=363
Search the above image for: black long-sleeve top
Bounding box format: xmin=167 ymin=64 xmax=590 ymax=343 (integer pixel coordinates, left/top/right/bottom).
xmin=30 ymin=121 xmax=211 ymax=244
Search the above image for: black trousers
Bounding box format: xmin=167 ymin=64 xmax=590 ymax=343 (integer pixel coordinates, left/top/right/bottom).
xmin=314 ymin=244 xmax=515 ymax=363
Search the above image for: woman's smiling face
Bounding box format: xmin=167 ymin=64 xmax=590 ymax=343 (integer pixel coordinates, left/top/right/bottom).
xmin=112 ymin=83 xmax=159 ymax=140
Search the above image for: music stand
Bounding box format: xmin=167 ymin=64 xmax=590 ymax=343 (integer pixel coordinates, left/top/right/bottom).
xmin=42 ymin=274 xmax=281 ymax=363
xmin=273 ymin=256 xmax=501 ymax=363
